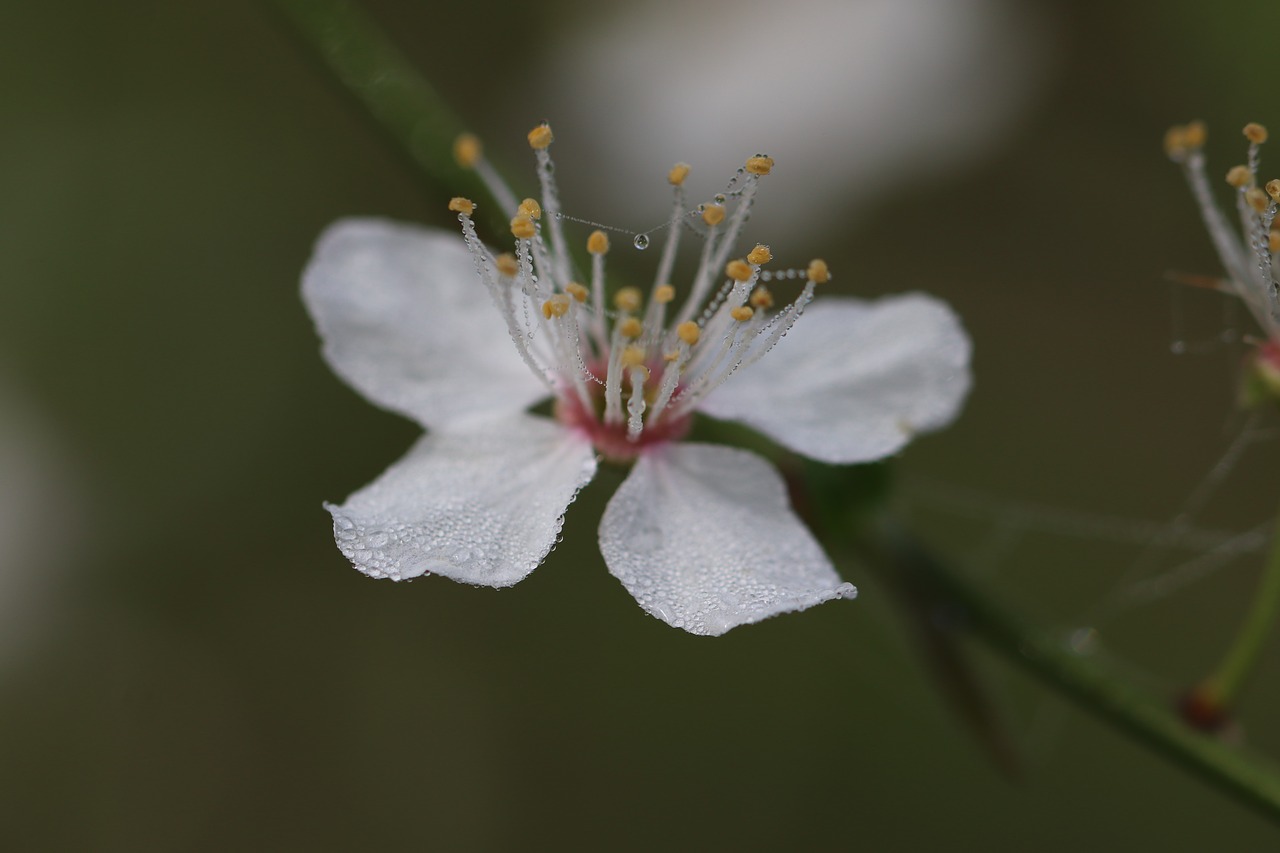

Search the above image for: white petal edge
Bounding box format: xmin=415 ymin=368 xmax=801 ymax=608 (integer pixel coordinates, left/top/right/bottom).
xmin=327 ymin=414 xmax=597 ymax=587
xmin=699 ymin=294 xmax=972 ymax=464
xmin=302 ymin=218 xmax=547 ymax=429
xmin=599 ymin=443 xmax=855 ymax=636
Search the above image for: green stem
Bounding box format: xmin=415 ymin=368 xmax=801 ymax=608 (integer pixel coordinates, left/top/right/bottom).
xmin=1203 ymin=504 xmax=1280 ymax=707
xmin=269 ymin=0 xmax=507 ymax=233
xmin=846 ymin=512 xmax=1280 ymax=825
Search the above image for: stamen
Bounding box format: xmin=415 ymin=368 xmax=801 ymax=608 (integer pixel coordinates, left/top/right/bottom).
xmin=1245 ymin=123 xmax=1269 ymax=144
xmin=542 ymin=294 xmax=570 ymax=319
xmin=511 ymin=215 xmax=536 ymax=240
xmin=677 ymin=321 xmax=701 ymax=346
xmin=1227 ymin=165 xmax=1253 ymax=189
xmin=565 ymin=282 xmax=589 ymax=302
xmin=454 ymin=132 xmax=519 ymax=215
xmin=726 ymin=259 xmax=753 ymax=282
xmin=528 ymin=123 xmax=572 ymax=288
xmin=448 ymin=197 xmax=476 ymax=216
xmin=453 ymin=134 xmax=481 ymax=169
xmin=747 ymin=244 xmax=772 ymax=265
xmin=730 ymin=305 xmax=755 ymax=322
xmin=588 ymin=229 xmax=610 ymax=351
xmin=624 ymin=353 xmax=650 ymax=441
xmin=651 ymin=164 xmax=689 ymax=301
xmin=702 ymin=204 xmax=726 ymax=226
xmin=527 ymin=124 xmax=554 ymax=149
xmin=495 ymin=253 xmax=519 ymax=278
xmin=750 ymin=287 xmax=774 ymax=309
xmin=807 ymin=259 xmax=831 ymax=284
xmin=519 ymin=198 xmax=543 ymax=219
xmin=745 ymin=155 xmax=775 ymax=176
xmin=614 ymin=286 xmax=642 ymax=314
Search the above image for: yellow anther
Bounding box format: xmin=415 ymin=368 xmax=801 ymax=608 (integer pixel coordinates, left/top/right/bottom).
xmin=664 ymin=350 xmax=680 ymax=362
xmin=542 ymin=294 xmax=570 ymax=319
xmin=621 ymin=346 xmax=647 ymax=369
xmin=1271 ymin=230 xmax=1280 ymax=253
xmin=588 ymin=230 xmax=610 ymax=254
xmin=619 ymin=317 xmax=643 ymax=339
xmin=495 ymin=253 xmax=519 ymax=278
xmin=702 ymin=204 xmax=726 ymax=226
xmin=1267 ymin=179 xmax=1280 ymax=202
xmin=565 ymin=282 xmax=589 ymax=302
xmin=510 ymin=214 xmax=536 ymax=240
xmin=614 ymin=287 xmax=643 ymax=313
xmin=654 ymin=284 xmax=676 ymax=303
xmin=726 ymin=260 xmax=753 ymax=282
xmin=519 ymin=198 xmax=542 ymax=220
xmin=1183 ymin=121 xmax=1207 ymax=149
xmin=730 ymin=306 xmax=755 ymax=322
xmin=1164 ymin=122 xmax=1207 ymax=158
xmin=448 ymin=197 xmax=476 ymax=216
xmin=668 ymin=162 xmax=691 ymax=186
xmin=527 ymin=123 xmax=554 ymax=150
xmin=1247 ymin=187 xmax=1270 ymax=213
xmin=1227 ymin=165 xmax=1253 ymax=188
xmin=807 ymin=259 xmax=830 ymax=284
xmin=453 ymin=133 xmax=481 ymax=169
xmin=1245 ymin=123 xmax=1269 ymax=144
xmin=749 ymin=287 xmax=774 ymax=309
xmin=747 ymin=244 xmax=772 ymax=266
xmin=677 ymin=321 xmax=701 ymax=346
xmin=745 ymin=155 xmax=775 ymax=176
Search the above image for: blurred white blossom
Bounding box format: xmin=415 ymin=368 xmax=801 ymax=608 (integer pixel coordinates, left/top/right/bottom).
xmin=541 ymin=0 xmax=1049 ymax=240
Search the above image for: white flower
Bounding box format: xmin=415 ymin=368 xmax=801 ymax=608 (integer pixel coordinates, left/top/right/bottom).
xmin=1166 ymin=121 xmax=1280 ymax=400
xmin=303 ymin=124 xmax=972 ymax=635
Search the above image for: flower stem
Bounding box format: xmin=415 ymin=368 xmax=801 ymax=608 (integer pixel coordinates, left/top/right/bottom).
xmin=268 ymin=0 xmax=506 ymax=233
xmin=1198 ymin=503 xmax=1280 ymax=711
xmin=844 ymin=511 xmax=1280 ymax=825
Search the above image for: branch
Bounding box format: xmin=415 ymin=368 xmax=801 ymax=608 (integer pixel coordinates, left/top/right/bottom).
xmin=847 ymin=511 xmax=1280 ymax=825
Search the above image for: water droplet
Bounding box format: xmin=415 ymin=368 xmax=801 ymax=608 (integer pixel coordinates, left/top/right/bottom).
xmin=714 ymin=193 xmax=726 ymax=204
xmin=543 ymin=160 xmax=555 ymax=174
xmin=633 ymin=233 xmax=650 ymax=250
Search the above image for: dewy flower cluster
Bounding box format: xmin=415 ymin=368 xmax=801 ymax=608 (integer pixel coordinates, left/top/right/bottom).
xmin=303 ymin=123 xmax=972 ymax=635
xmin=1166 ymin=120 xmax=1280 ymax=404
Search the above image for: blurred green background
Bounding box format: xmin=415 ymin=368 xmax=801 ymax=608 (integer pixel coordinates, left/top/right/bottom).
xmin=4 ymin=0 xmax=1280 ymax=849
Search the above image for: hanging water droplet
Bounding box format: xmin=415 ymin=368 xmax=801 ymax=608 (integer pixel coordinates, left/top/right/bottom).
xmin=633 ymin=233 xmax=650 ymax=250
xmin=714 ymin=193 xmax=726 ymax=204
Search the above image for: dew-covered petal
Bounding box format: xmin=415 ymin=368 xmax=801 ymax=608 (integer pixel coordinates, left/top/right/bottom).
xmin=599 ymin=442 xmax=854 ymax=636
xmin=327 ymin=414 xmax=597 ymax=586
xmin=699 ymin=294 xmax=972 ymax=464
xmin=302 ymin=218 xmax=547 ymax=429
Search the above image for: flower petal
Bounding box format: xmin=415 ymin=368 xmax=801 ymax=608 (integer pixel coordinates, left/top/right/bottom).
xmin=327 ymin=415 xmax=597 ymax=586
xmin=599 ymin=442 xmax=854 ymax=636
xmin=302 ymin=218 xmax=546 ymax=429
xmin=699 ymin=294 xmax=972 ymax=464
